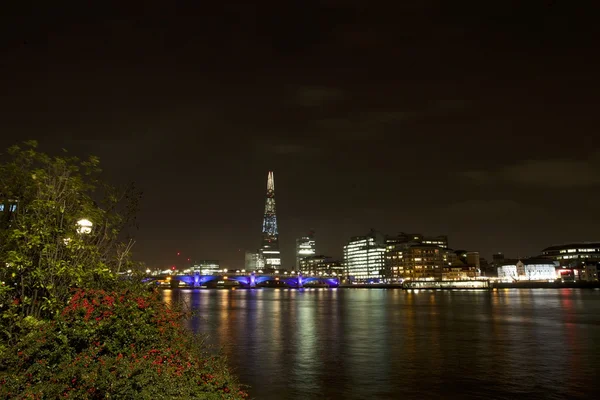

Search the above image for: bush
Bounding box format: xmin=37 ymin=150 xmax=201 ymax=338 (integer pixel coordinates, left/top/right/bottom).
xmin=0 ymin=142 xmax=248 ymax=398
xmin=0 ymin=286 xmax=249 ymax=399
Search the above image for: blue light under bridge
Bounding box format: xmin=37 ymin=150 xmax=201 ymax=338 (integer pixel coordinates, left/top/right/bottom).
xmin=149 ymin=272 xmax=340 ymax=289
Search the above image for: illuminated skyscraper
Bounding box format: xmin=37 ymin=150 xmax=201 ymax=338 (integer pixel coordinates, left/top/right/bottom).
xmin=244 ymin=251 xmax=264 ymax=272
xmin=259 ymin=171 xmax=281 ymax=270
xmin=191 ymin=260 xmax=220 ymax=274
xmin=296 ymin=231 xmax=316 ymax=269
xmin=344 ymin=230 xmax=386 ymax=282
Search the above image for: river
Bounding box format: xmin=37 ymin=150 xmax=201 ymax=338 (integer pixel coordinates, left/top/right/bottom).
xmin=162 ymin=288 xmax=600 ymax=399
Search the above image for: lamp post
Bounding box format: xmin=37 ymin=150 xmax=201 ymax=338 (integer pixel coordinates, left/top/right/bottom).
xmin=65 ymin=218 xmax=92 ymax=245
xmin=76 ymin=219 xmax=93 ymax=235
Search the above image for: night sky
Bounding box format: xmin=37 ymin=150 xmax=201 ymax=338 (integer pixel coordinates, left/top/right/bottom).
xmin=1 ymin=2 xmax=599 ymax=269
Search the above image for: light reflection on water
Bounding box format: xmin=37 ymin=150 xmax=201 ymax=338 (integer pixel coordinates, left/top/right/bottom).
xmin=165 ymin=288 xmax=600 ymax=400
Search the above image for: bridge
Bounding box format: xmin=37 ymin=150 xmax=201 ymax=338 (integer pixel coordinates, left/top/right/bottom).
xmin=149 ymin=272 xmax=340 ymax=289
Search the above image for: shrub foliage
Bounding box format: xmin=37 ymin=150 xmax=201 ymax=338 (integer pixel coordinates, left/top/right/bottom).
xmin=1 ymin=286 xmax=248 ymax=399
xmin=0 ymin=142 xmax=248 ymax=399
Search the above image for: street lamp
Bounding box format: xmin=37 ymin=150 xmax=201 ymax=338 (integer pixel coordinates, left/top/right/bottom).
xmin=76 ymin=219 xmax=93 ymax=235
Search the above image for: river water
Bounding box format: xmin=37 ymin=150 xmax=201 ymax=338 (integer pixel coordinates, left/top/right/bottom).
xmin=162 ymin=288 xmax=600 ymax=399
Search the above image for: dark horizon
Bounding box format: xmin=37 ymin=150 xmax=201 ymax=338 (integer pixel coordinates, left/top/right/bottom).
xmin=1 ymin=2 xmax=599 ymax=269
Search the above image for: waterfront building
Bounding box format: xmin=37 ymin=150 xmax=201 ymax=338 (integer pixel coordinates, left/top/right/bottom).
xmin=466 ymin=251 xmax=480 ymax=270
xmin=384 ymin=232 xmax=450 ymax=281
xmin=299 ymin=255 xmax=344 ymax=276
xmin=259 ymin=171 xmax=281 ymax=271
xmin=192 ymin=260 xmax=220 ymax=275
xmin=386 ymin=232 xmax=448 ymax=248
xmin=492 ymin=252 xmax=505 ymax=265
xmin=558 ymin=264 xmax=598 ymax=282
xmin=442 ymin=264 xmax=479 ymax=280
xmin=344 ymin=230 xmax=386 ymax=282
xmin=497 ymin=258 xmax=558 ymax=281
xmin=556 ymin=263 xmax=598 ymax=282
xmin=540 ymin=242 xmax=600 ymax=282
xmin=441 ymin=250 xmax=481 ymax=279
xmin=296 ymin=231 xmax=316 ymax=269
xmin=479 ymin=257 xmax=496 ymax=277
xmin=401 ymin=244 xmax=448 ymax=280
xmin=541 ymin=242 xmax=600 ymax=265
xmin=484 ymin=252 xmax=507 ymax=277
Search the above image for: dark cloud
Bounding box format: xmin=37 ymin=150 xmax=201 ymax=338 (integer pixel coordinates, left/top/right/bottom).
xmin=268 ymin=143 xmax=322 ymax=156
xmin=502 ymin=158 xmax=600 ymax=188
xmin=311 ymin=111 xmax=416 ymax=142
xmin=293 ymin=86 xmax=345 ymax=107
xmin=459 ymin=170 xmax=489 ymax=185
xmin=445 ymin=199 xmax=522 ymax=217
xmin=460 ymin=155 xmax=600 ymax=188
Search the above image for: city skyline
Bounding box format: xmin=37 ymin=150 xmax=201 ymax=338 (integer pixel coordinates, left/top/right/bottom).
xmin=1 ymin=3 xmax=598 ymax=268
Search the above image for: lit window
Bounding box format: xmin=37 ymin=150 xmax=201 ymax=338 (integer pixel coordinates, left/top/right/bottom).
xmin=0 ymin=204 xmax=3 ymax=212
xmin=9 ymin=205 xmax=16 ymax=212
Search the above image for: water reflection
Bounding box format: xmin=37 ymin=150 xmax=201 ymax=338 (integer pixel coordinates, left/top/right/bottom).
xmin=164 ymin=288 xmax=600 ymax=400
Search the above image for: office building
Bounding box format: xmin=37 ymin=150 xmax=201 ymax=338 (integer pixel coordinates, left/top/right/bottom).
xmin=540 ymin=242 xmax=600 ymax=281
xmin=299 ymin=255 xmax=344 ymax=276
xmin=244 ymin=251 xmax=263 ymax=272
xmin=192 ymin=260 xmax=220 ymax=275
xmin=296 ymin=231 xmax=316 ymax=269
xmin=384 ymin=232 xmax=450 ymax=281
xmin=344 ymin=230 xmax=386 ymax=282
xmin=541 ymin=242 xmax=600 ymax=265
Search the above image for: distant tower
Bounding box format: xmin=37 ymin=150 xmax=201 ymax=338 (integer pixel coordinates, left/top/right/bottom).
xmin=296 ymin=231 xmax=316 ymax=269
xmin=259 ymin=171 xmax=281 ymax=270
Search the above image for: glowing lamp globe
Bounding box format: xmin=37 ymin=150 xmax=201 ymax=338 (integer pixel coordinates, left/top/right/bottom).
xmin=76 ymin=219 xmax=93 ymax=234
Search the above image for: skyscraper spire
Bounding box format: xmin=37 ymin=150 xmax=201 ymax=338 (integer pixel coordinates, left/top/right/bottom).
xmin=260 ymin=171 xmax=281 ymax=269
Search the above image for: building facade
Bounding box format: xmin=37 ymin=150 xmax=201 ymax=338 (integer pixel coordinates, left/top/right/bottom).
xmin=541 ymin=242 xmax=600 ymax=282
xmin=541 ymin=243 xmax=600 ymax=265
xmin=299 ymin=255 xmax=344 ymax=276
xmin=296 ymin=232 xmax=316 ymax=269
xmin=497 ymin=258 xmax=558 ymax=281
xmin=244 ymin=251 xmax=264 ymax=272
xmin=558 ymin=265 xmax=598 ymax=282
xmin=492 ymin=252 xmax=505 ymax=265
xmin=466 ymin=251 xmax=480 ymax=270
xmin=442 ymin=264 xmax=479 ymax=280
xmin=384 ymin=232 xmax=450 ymax=281
xmin=192 ymin=260 xmax=221 ymax=275
xmin=344 ymin=231 xmax=386 ymax=282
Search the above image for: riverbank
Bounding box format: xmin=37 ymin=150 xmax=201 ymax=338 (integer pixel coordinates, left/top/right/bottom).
xmin=160 ymin=281 xmax=600 ymax=290
xmin=340 ymin=281 xmax=600 ymax=289
xmin=493 ymin=281 xmax=600 ymax=289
